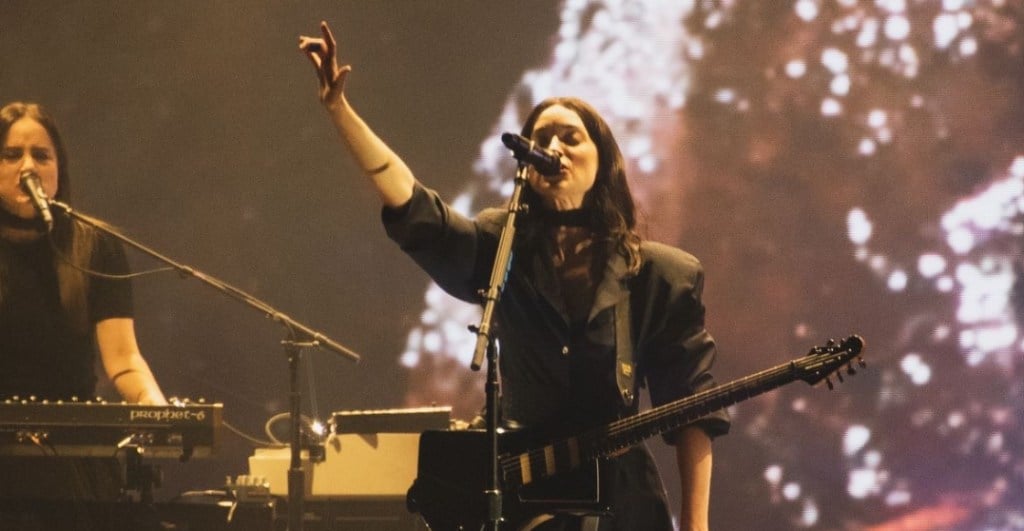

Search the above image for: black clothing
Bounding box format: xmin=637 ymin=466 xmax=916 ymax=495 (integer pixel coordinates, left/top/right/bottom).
xmin=0 ymin=228 xmax=136 ymax=527
xmin=0 ymin=230 xmax=132 ymax=400
xmin=385 ymin=185 xmax=729 ymax=530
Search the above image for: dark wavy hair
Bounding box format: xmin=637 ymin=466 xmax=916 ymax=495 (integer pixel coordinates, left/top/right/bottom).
xmin=519 ymin=97 xmax=642 ymax=275
xmin=1 ymin=102 xmax=96 ymax=331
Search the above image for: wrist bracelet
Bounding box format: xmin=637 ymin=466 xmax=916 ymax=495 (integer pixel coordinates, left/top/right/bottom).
xmin=110 ymin=368 xmax=140 ymax=384
xmin=365 ymin=160 xmax=391 ymax=175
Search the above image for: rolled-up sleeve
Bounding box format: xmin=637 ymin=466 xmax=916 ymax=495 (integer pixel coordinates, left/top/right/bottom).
xmin=636 ymin=245 xmax=731 ymax=443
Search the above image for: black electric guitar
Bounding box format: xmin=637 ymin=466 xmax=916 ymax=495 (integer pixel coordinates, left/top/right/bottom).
xmin=407 ymin=335 xmax=866 ymax=530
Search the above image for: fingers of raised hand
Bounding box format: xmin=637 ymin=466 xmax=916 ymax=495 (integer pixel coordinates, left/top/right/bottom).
xmin=300 ymin=22 xmax=348 ymax=105
xmin=333 ymin=64 xmax=352 ymax=84
xmin=298 ymin=38 xmax=331 ymax=83
xmin=298 ymin=35 xmax=324 ymax=52
xmin=319 ymin=20 xmax=338 ymax=54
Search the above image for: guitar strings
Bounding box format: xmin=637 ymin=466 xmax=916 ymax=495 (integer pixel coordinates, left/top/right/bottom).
xmin=499 ymin=363 xmax=795 ymax=483
xmin=500 ymin=350 xmax=852 ymax=483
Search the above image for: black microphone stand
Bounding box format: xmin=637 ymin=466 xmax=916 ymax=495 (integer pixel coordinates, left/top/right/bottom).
xmin=47 ymin=199 xmax=361 ymax=531
xmin=469 ymin=162 xmax=530 ymax=530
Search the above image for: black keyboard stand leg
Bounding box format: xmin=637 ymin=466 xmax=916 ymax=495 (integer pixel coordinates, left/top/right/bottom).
xmin=122 ymin=446 xmax=162 ymax=505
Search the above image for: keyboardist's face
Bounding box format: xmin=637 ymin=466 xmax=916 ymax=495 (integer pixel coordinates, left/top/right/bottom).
xmin=0 ymin=118 xmax=60 ymax=221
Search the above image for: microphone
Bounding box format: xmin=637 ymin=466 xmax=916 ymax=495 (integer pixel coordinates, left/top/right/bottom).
xmin=500 ymin=133 xmax=563 ymax=176
xmin=18 ymin=170 xmax=54 ymax=232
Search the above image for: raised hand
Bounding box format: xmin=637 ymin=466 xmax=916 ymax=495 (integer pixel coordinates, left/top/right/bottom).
xmin=298 ymin=21 xmax=352 ymax=109
xmin=297 ymin=18 xmax=415 ymax=207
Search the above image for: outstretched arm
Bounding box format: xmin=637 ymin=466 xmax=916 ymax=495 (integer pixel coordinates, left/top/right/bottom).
xmin=299 ymin=20 xmax=415 ymax=208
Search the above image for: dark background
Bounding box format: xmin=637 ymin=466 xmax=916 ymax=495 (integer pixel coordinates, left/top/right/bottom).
xmin=2 ymin=1 xmax=1021 ymax=530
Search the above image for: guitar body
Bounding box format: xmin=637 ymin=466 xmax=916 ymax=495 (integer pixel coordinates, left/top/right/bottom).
xmin=408 ymin=429 xmax=610 ymax=530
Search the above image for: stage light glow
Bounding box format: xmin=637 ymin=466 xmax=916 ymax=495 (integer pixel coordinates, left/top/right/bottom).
xmin=843 ymin=425 xmax=871 ymax=456
xmin=885 ymin=488 xmax=912 ymax=506
xmin=900 ymin=353 xmax=932 ymax=386
xmin=934 ymin=14 xmax=960 ymax=49
xmin=884 ymin=15 xmax=911 ymax=40
xmin=847 ymin=208 xmax=873 ymax=245
xmin=878 ymin=0 xmax=907 ymax=14
xmin=821 ymin=48 xmax=849 ymax=73
xmin=848 ymin=468 xmax=882 ymax=499
xmin=822 ymin=98 xmax=843 ymax=117
xmin=795 ymin=0 xmax=818 ymax=22
xmin=800 ymin=499 xmax=819 ymax=527
xmin=917 ymin=254 xmax=947 ymax=278
xmin=786 ymin=60 xmax=807 ymax=78
xmin=888 ymin=270 xmax=908 ymax=292
xmin=857 ymin=18 xmax=879 ymax=47
xmin=830 ymin=74 xmax=851 ymax=96
xmin=858 ymin=138 xmax=876 ymax=155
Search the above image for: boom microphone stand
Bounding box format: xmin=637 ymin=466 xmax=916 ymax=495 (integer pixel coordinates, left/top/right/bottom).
xmin=47 ymin=199 xmax=361 ymax=531
xmin=469 ymin=161 xmax=530 ymax=530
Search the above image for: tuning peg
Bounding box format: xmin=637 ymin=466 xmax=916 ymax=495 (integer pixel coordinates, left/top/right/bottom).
xmin=825 ymin=376 xmax=834 ymax=390
xmin=836 ymin=371 xmax=845 ymax=383
xmin=858 ymin=358 xmax=867 ymax=369
xmin=846 ymin=364 xmax=857 ymax=376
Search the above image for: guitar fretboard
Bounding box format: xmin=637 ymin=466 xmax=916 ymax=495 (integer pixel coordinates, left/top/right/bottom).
xmin=499 ymin=337 xmax=862 ymax=487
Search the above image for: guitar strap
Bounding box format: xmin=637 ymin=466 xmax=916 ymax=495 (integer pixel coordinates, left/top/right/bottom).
xmin=615 ymin=294 xmax=636 ymax=407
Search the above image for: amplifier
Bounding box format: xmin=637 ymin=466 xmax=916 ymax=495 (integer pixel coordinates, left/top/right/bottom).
xmin=330 ymin=406 xmax=450 ymax=434
xmin=248 ymin=407 xmax=450 ymax=498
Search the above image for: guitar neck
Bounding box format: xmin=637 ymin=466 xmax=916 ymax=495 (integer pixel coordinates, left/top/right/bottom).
xmin=585 ymin=360 xmax=802 ymax=460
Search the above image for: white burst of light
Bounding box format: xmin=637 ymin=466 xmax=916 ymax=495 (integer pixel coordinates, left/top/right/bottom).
xmin=918 ymin=253 xmax=947 ymax=278
xmin=847 ymin=208 xmax=873 ymax=244
xmin=843 ymin=425 xmax=871 ymax=456
xmin=786 ymin=59 xmax=807 ymax=78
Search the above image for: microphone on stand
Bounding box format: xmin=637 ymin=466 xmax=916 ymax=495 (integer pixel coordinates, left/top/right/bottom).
xmin=18 ymin=170 xmax=54 ymax=232
xmin=500 ymin=133 xmax=563 ymax=176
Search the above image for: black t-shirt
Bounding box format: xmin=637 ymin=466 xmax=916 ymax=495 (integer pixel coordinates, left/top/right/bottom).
xmin=0 ymin=232 xmax=133 ymax=400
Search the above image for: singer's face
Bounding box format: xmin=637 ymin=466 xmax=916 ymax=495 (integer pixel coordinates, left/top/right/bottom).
xmin=527 ymin=105 xmax=598 ymax=211
xmin=0 ymin=118 xmax=59 ymax=220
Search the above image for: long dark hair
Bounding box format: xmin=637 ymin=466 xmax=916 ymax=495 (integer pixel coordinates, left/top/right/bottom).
xmin=519 ymin=97 xmax=642 ymax=275
xmin=1 ymin=102 xmax=96 ymax=331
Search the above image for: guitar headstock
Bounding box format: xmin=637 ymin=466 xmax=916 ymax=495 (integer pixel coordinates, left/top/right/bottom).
xmin=796 ymin=335 xmax=866 ymax=388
